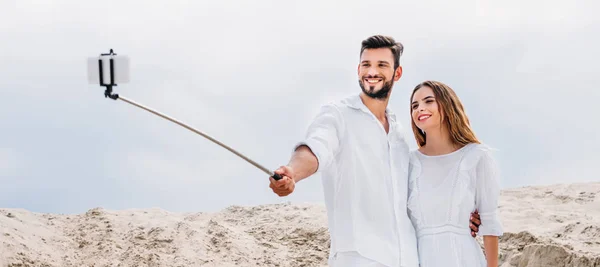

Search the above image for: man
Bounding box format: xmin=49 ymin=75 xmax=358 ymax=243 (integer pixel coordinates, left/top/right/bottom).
xmin=269 ymin=35 xmax=480 ymax=267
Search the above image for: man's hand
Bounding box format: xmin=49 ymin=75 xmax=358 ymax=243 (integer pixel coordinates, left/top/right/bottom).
xmin=470 ymin=209 xmax=481 ymax=237
xmin=269 ymin=165 xmax=296 ymax=197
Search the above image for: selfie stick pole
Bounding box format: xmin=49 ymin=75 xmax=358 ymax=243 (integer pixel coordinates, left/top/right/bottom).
xmin=96 ymin=49 xmax=282 ymax=181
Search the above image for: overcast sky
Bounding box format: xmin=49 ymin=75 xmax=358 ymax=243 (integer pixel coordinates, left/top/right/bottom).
xmin=1 ymin=0 xmax=598 ymax=214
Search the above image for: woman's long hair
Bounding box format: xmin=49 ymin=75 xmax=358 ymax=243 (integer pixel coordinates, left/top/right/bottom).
xmin=410 ymin=80 xmax=480 ymax=147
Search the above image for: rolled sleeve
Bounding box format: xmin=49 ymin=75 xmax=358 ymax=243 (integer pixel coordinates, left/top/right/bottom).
xmin=475 ymin=150 xmax=504 ymax=237
xmin=293 ymin=103 xmax=344 ymax=173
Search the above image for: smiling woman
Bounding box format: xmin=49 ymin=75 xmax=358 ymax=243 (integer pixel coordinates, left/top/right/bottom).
xmin=410 ymin=81 xmax=479 ymax=149
xmin=406 ymin=80 xmax=502 ymax=267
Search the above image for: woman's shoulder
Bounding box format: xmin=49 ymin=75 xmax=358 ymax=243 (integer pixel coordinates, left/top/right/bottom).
xmin=460 ymin=142 xmax=498 ymax=171
xmin=464 ymin=142 xmax=495 ymax=153
xmin=409 ymin=147 xmax=424 ymax=159
xmin=408 ymin=148 xmax=423 ymax=168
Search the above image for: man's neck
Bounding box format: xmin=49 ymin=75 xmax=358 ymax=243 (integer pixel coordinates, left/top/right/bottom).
xmin=359 ymin=93 xmax=389 ymax=121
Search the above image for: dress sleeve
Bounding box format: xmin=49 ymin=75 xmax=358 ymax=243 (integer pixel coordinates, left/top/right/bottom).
xmin=293 ymin=103 xmax=345 ymax=173
xmin=474 ymin=149 xmax=504 ymax=237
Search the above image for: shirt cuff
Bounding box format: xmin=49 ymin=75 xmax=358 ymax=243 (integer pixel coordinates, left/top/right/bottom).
xmin=293 ymin=139 xmax=330 ymax=173
xmin=478 ymin=211 xmax=504 ymax=236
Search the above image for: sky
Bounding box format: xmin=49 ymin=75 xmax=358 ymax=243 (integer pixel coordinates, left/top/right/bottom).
xmin=1 ymin=0 xmax=598 ymax=214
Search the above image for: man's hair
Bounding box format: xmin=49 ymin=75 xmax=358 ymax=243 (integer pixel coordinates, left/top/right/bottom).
xmin=360 ymin=35 xmax=404 ymax=69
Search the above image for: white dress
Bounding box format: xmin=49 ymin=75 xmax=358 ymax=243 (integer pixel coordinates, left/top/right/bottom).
xmin=407 ymin=143 xmax=503 ymax=267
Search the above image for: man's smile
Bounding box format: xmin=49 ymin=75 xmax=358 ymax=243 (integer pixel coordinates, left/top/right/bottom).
xmin=364 ymin=78 xmax=382 ymax=85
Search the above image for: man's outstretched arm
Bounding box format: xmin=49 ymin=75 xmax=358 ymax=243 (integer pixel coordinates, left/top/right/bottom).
xmin=288 ymin=145 xmax=319 ymax=182
xmin=269 ymin=145 xmax=319 ymax=196
xmin=268 ymin=103 xmax=344 ymax=197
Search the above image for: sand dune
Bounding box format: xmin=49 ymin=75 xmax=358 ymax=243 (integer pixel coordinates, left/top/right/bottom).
xmin=1 ymin=182 xmax=599 ymax=267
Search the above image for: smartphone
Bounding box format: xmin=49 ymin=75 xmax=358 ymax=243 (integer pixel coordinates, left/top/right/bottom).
xmin=87 ymin=54 xmax=130 ymax=86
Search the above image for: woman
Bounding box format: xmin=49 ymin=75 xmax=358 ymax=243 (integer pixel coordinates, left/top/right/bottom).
xmin=406 ymin=81 xmax=503 ymax=267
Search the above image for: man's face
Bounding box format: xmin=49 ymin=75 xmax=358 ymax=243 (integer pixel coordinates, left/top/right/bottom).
xmin=357 ymin=48 xmax=402 ymax=100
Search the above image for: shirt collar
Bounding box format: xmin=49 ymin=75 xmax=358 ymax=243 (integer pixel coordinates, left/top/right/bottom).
xmin=344 ymin=93 xmax=397 ymax=123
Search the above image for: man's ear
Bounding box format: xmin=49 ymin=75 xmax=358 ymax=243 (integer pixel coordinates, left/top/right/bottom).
xmin=394 ymin=66 xmax=403 ymax=81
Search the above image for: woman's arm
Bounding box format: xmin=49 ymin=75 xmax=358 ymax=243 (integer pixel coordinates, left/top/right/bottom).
xmin=483 ymin=236 xmax=499 ymax=267
xmin=473 ymin=146 xmax=504 ymax=266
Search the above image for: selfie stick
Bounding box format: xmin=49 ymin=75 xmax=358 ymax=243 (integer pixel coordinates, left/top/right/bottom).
xmin=88 ymin=49 xmax=282 ymax=180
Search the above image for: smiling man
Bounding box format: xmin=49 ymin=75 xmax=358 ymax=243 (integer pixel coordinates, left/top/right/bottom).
xmin=268 ymin=35 xmax=479 ymax=267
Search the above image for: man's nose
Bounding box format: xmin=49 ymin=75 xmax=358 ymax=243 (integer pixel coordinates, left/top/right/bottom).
xmin=367 ymin=66 xmax=378 ymax=76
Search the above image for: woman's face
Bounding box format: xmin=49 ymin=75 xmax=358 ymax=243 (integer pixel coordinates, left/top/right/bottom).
xmin=411 ymin=86 xmax=441 ymax=133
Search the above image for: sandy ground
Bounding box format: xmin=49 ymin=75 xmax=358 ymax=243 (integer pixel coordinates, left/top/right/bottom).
xmin=1 ymin=182 xmax=599 ymax=267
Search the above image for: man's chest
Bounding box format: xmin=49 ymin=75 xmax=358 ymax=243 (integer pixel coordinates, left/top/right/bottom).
xmin=342 ymin=119 xmax=409 ymax=166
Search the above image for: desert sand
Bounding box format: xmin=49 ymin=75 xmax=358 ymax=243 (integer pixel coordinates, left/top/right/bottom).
xmin=1 ymin=182 xmax=599 ymax=267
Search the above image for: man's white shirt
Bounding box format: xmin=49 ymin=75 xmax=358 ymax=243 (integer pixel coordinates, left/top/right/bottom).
xmin=294 ymin=93 xmax=419 ymax=267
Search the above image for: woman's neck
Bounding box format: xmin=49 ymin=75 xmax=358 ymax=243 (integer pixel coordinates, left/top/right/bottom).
xmin=420 ymin=126 xmax=461 ymax=156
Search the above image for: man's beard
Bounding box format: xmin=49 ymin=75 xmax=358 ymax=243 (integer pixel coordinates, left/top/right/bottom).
xmin=359 ymin=75 xmax=394 ymax=100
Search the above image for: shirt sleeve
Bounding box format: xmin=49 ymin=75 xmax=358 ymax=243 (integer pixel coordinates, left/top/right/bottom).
xmin=475 ymin=149 xmax=504 ymax=237
xmin=293 ymin=103 xmax=344 ymax=173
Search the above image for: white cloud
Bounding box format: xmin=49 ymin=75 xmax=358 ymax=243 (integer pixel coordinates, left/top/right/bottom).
xmin=0 ymin=148 xmax=19 ymax=178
